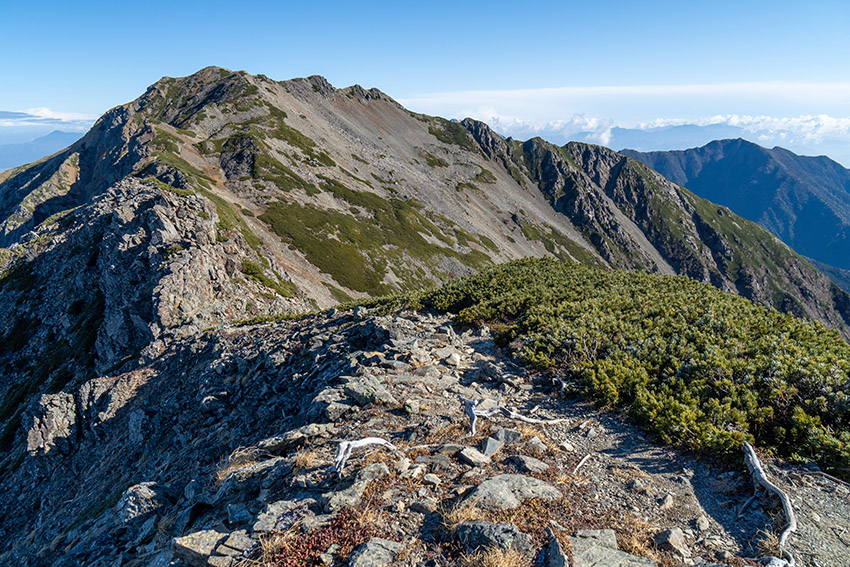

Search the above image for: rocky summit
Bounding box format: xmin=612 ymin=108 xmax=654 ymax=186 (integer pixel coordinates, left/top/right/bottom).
xmin=1 ymin=67 xmax=850 ymax=566
xmin=6 ymin=308 xmax=850 ymax=567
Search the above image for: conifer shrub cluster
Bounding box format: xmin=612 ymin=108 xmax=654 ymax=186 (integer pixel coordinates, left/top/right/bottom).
xmin=368 ymin=258 xmax=850 ymax=475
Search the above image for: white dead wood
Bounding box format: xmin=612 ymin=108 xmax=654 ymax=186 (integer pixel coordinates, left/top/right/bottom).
xmin=458 ymin=395 xmax=568 ymax=435
xmin=742 ymin=441 xmax=797 ymax=567
xmin=331 ymin=437 xmax=398 ymax=478
xmin=572 ymin=454 xmax=592 ymax=475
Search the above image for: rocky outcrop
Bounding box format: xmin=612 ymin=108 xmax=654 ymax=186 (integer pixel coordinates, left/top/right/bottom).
xmin=2 ymin=67 xmax=850 ymax=567
xmin=0 ymin=305 xmax=847 ymax=566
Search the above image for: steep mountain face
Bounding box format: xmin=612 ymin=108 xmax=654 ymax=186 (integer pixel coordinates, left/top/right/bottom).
xmin=2 ymin=68 xmax=850 ymax=449
xmin=2 ymin=67 xmax=850 ymax=567
xmin=622 ymin=139 xmax=850 ymax=272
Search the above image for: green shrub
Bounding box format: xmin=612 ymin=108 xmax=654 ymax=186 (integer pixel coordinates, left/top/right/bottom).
xmin=367 ymin=258 xmax=850 ymax=477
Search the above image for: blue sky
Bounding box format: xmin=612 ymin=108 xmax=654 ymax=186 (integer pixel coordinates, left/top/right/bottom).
xmin=2 ymin=0 xmax=850 ymax=161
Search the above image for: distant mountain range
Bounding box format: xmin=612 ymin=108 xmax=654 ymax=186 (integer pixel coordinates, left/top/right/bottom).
xmin=0 ymin=130 xmax=83 ymax=170
xmin=623 ymin=139 xmax=850 ymax=279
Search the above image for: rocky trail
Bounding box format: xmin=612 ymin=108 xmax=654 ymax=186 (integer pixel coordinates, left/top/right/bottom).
xmin=8 ymin=307 xmax=848 ymax=567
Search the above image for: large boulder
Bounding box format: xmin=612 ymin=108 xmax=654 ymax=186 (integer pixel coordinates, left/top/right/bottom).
xmin=464 ymin=474 xmax=562 ymax=510
xmin=347 ymin=538 xmax=403 ymax=567
xmin=457 ymin=521 xmax=534 ymax=556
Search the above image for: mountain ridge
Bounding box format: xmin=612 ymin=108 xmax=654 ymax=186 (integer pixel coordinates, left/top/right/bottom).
xmin=622 ymin=139 xmax=850 ymax=274
xmin=2 ymin=66 xmax=850 ymax=567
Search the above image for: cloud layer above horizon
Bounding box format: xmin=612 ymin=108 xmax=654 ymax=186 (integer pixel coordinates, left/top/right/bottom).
xmin=399 ymin=81 xmax=850 ymax=166
xmin=0 ymin=108 xmax=96 ymax=145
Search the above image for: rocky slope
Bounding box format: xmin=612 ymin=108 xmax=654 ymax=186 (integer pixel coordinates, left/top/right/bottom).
xmin=5 ymin=307 xmax=848 ymax=567
xmin=622 ymin=139 xmax=850 ymax=273
xmin=2 ymin=68 xmax=850 ymax=566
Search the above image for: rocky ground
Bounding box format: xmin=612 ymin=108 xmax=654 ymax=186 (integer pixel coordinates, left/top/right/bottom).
xmin=6 ymin=307 xmax=848 ymax=567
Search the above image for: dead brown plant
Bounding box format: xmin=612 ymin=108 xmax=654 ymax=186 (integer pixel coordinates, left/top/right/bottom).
xmin=292 ymin=449 xmax=322 ymax=470
xmin=756 ymin=528 xmax=781 ymax=557
xmin=459 ymin=547 xmax=532 ymax=567
xmin=441 ymin=501 xmax=484 ymax=532
xmin=215 ymin=445 xmax=261 ymax=486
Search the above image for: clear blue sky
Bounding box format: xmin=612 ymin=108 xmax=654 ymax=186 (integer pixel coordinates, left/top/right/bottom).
xmin=2 ymin=0 xmax=850 ymax=160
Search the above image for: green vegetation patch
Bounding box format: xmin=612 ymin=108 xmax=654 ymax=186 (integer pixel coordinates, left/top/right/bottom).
xmin=423 ymin=151 xmax=448 ymax=168
xmin=428 ymin=118 xmax=477 ymax=152
xmin=259 ymin=179 xmax=491 ymax=295
xmin=195 ymin=188 xmax=262 ymax=251
xmin=473 ymin=166 xmax=497 ymax=184
xmin=520 ymin=220 xmax=601 ymax=266
xmin=143 ymin=176 xmax=194 ymax=197
xmin=241 ymin=259 xmax=296 ymax=297
xmin=365 ymin=258 xmax=850 ymax=477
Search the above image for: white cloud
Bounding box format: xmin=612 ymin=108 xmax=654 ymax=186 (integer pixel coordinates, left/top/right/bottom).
xmin=634 ymin=114 xmax=850 ymax=146
xmin=24 ymin=107 xmax=98 ymax=122
xmin=0 ymin=107 xmax=96 ymax=130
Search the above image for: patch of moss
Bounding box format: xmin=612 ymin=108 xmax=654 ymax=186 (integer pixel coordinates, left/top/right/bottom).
xmin=473 ymin=166 xmax=497 ymax=184
xmin=428 ymin=118 xmax=477 ymax=152
xmin=241 ymin=259 xmax=296 ymax=297
xmin=326 ymin=284 xmax=354 ymax=303
xmin=423 ymin=151 xmax=448 ymax=168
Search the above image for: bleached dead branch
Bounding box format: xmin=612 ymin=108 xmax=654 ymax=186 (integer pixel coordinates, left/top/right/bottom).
xmin=742 ymin=441 xmax=797 ymax=567
xmin=330 ymin=437 xmax=398 ymax=478
xmin=458 ymin=395 xmax=568 ymax=435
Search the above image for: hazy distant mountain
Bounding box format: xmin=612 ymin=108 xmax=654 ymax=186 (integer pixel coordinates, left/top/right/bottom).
xmin=0 ymin=130 xmax=82 ymax=170
xmin=623 ymin=139 xmax=850 ymax=273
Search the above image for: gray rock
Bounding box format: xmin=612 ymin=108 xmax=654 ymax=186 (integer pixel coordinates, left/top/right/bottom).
xmin=323 ymin=480 xmax=369 ymax=512
xmin=570 ymin=540 xmax=657 ymax=567
xmin=114 ymin=482 xmax=166 ymax=525
xmin=695 ymin=515 xmax=710 ymax=532
xmin=355 ymin=463 xmax=390 ymax=482
xmin=403 ymin=399 xmax=420 ymax=414
xmin=573 ymin=529 xmax=618 ymax=551
xmin=347 ymin=538 xmax=403 ymax=567
xmin=458 ymin=447 xmax=492 ymax=467
xmin=253 ymin=500 xmax=309 ymax=533
xmin=508 ymin=454 xmax=549 ymax=474
xmin=464 ymin=474 xmax=562 ymax=510
xmin=25 ymin=393 xmax=77 ymax=456
xmin=492 ymin=428 xmax=522 ymax=445
xmin=219 ymin=530 xmax=253 ymax=554
xmin=411 ymin=497 xmax=439 ymax=514
xmin=208 ymin=556 xmax=235 ymax=567
xmin=172 ymin=530 xmax=227 ymax=567
xmin=659 ymin=493 xmax=674 ymax=510
xmin=654 ymin=527 xmax=690 ymax=558
xmin=257 ymin=423 xmax=336 ymax=454
xmin=457 ymin=521 xmax=534 ymax=556
xmin=342 ymin=376 xmax=398 ymax=406
xmin=524 ymin=436 xmax=548 ymax=454
xmin=423 ymin=473 xmax=441 ymax=487
xmin=480 ymin=437 xmax=503 ymax=457
xmin=544 ymin=527 xmax=568 ymax=567
xmin=226 ymin=503 xmax=251 ymax=525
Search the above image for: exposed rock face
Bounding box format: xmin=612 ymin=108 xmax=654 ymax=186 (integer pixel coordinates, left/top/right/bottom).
xmin=1 ymin=67 xmax=850 ymax=567
xmin=25 ymin=393 xmax=77 ymax=456
xmin=0 ymin=307 xmax=846 ymax=566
